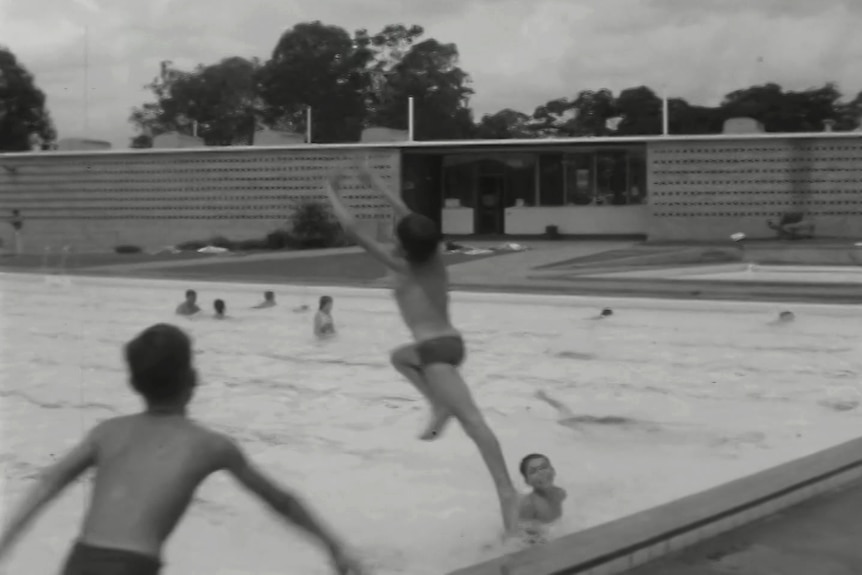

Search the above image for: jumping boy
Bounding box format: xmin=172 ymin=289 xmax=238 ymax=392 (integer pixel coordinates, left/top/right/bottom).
xmin=0 ymin=324 xmax=365 ymax=575
xmin=324 ymin=167 xmax=519 ymax=534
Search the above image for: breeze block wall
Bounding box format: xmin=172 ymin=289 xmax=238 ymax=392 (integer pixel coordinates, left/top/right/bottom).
xmin=647 ymin=135 xmax=862 ymax=241
xmin=0 ymin=146 xmax=399 ymax=253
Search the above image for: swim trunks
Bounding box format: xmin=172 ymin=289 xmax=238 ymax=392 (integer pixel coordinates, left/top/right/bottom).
xmin=62 ymin=542 xmax=162 ymax=575
xmin=416 ymin=336 xmax=466 ymax=367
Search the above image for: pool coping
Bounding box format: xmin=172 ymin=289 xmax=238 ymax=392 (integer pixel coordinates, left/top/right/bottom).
xmin=448 ymin=437 xmax=862 ymax=575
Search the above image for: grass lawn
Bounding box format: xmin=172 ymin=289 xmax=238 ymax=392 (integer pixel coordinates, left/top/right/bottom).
xmin=107 ymin=250 xmax=506 ymax=283
xmin=0 ymin=251 xmax=214 ymax=271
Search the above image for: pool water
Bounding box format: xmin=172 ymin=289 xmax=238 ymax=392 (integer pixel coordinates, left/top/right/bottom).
xmin=1 ymin=273 xmax=860 ymax=575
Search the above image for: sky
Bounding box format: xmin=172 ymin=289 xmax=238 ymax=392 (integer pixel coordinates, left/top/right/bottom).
xmin=1 ymin=0 xmax=860 ymax=148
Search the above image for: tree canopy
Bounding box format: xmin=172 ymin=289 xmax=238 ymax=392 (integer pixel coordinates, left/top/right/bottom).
xmin=0 ymin=47 xmax=56 ymax=152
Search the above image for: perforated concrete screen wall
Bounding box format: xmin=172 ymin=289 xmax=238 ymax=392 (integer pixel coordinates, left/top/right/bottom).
xmin=647 ymin=138 xmax=862 ymax=241
xmin=0 ymin=147 xmax=400 ymax=253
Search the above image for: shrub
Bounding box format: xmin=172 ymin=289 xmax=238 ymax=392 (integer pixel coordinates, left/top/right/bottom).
xmin=289 ymin=200 xmax=342 ymax=249
xmin=265 ymin=229 xmax=297 ymax=250
xmin=207 ymin=236 xmax=235 ymax=250
xmin=114 ymin=244 xmax=143 ymax=254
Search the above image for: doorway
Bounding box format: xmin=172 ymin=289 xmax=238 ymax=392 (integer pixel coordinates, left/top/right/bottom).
xmin=475 ymin=174 xmax=505 ymax=235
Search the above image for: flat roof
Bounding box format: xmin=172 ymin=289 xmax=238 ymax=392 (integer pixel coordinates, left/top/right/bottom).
xmin=1 ymin=130 xmax=861 ymax=159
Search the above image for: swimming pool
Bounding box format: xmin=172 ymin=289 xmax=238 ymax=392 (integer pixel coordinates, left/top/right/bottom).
xmin=1 ymin=273 xmax=860 ymax=575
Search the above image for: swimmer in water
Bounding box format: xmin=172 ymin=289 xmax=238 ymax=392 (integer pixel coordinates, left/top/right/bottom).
xmin=175 ymin=289 xmax=200 ymax=316
xmin=252 ymin=291 xmax=276 ymax=309
xmin=518 ymin=453 xmax=567 ymax=530
xmin=325 ymin=166 xmax=519 ymax=535
xmin=213 ymin=299 xmax=227 ymax=319
xmin=0 ymin=324 xmax=366 ymax=575
xmin=314 ymin=295 xmax=336 ymax=338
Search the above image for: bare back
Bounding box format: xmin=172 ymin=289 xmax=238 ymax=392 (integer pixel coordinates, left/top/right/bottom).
xmin=79 ymin=414 xmax=228 ymax=557
xmin=391 ymin=252 xmax=459 ymax=342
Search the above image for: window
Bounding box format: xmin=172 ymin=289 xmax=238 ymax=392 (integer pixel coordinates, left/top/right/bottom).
xmin=595 ymin=151 xmax=628 ymax=205
xmin=442 ymin=160 xmax=475 ymax=208
xmin=563 ymin=153 xmax=593 ymax=205
xmin=504 ymin=155 xmax=537 ymax=207
xmin=538 ymin=154 xmax=564 ymax=206
xmin=627 ymin=150 xmax=647 ymax=205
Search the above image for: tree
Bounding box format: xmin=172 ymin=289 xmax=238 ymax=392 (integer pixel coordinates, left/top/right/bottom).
xmin=614 ymin=86 xmax=662 ymax=135
xmin=129 ymin=57 xmax=262 ymax=147
xmin=531 ymin=89 xmax=617 ymax=137
xmin=718 ymin=82 xmax=845 ymax=132
xmin=257 ymin=21 xmax=373 ymax=143
xmin=0 ymin=47 xmax=56 ymax=151
xmin=475 ymin=108 xmax=537 ymax=139
xmin=370 ymin=38 xmax=475 ymax=140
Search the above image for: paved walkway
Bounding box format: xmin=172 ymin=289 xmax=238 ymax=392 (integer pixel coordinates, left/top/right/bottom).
xmin=627 ymin=480 xmax=862 ymax=575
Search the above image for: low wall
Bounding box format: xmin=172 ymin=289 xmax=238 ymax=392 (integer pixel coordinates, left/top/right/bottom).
xmin=647 ymin=136 xmax=862 ymax=241
xmin=0 ymin=147 xmax=399 ymax=253
xmin=448 ymin=437 xmax=862 ymax=575
xmin=504 ymin=206 xmax=649 ymax=235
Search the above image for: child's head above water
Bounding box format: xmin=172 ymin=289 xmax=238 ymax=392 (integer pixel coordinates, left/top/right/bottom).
xmin=319 ymin=295 xmax=333 ymax=312
xmin=395 ymin=213 xmax=441 ymax=264
xmin=520 ymin=453 xmax=556 ymax=490
xmin=185 ymin=289 xmax=197 ymax=303
xmin=213 ymin=299 xmax=226 ymax=316
xmin=124 ymin=324 xmax=197 ymax=406
xmin=264 ymin=291 xmax=275 ymax=302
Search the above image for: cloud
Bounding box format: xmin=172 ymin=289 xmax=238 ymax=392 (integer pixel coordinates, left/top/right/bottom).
xmin=0 ymin=0 xmax=859 ymax=147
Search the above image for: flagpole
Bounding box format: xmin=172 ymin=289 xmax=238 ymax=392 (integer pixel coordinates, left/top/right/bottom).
xmin=306 ymin=106 xmax=312 ymax=143
xmin=408 ymin=97 xmax=414 ymax=141
xmin=83 ymin=25 xmax=90 ymax=137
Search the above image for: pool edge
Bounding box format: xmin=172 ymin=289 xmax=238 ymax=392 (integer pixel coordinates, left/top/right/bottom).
xmin=448 ymin=436 xmax=862 ymax=575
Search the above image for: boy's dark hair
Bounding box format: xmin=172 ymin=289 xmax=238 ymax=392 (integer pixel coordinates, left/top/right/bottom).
xmin=264 ymin=291 xmax=275 ymax=300
xmin=519 ymin=453 xmax=549 ymax=478
xmin=395 ymin=213 xmax=441 ymax=264
xmin=319 ymin=295 xmax=333 ymax=310
xmin=124 ymin=324 xmax=194 ymax=403
xmin=185 ymin=289 xmax=196 ymax=298
xmin=214 ymin=299 xmax=225 ymax=313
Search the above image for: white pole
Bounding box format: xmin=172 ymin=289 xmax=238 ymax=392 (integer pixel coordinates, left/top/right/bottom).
xmin=408 ymin=97 xmax=414 ymax=141
xmin=83 ymin=25 xmax=89 ymax=137
xmin=306 ymin=106 xmax=312 ymax=143
xmin=662 ymin=88 xmax=669 ymax=136
xmin=192 ymin=121 xmax=198 ymax=138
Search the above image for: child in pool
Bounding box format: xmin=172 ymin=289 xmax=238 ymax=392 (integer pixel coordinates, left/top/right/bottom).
xmin=314 ymin=295 xmax=335 ymax=338
xmin=252 ymin=291 xmax=276 ymax=309
xmin=0 ymin=324 xmax=365 ymax=575
xmin=175 ymin=289 xmax=200 ymax=316
xmin=213 ymin=299 xmax=228 ymax=319
xmin=517 ymin=453 xmax=567 ymax=543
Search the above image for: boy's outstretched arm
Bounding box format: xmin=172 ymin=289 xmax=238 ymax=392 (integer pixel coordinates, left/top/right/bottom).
xmin=0 ymin=427 xmax=99 ymax=559
xmin=357 ymin=167 xmax=411 ymax=219
xmin=324 ymin=171 xmax=405 ymax=272
xmin=220 ymin=438 xmax=365 ymax=574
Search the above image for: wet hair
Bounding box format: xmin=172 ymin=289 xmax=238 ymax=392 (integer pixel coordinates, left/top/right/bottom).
xmin=519 ymin=453 xmax=549 ymax=478
xmin=319 ymin=295 xmax=333 ymax=310
xmin=214 ymin=299 xmax=226 ymax=314
xmin=264 ymin=291 xmax=275 ymax=301
xmin=185 ymin=289 xmax=196 ymax=299
xmin=124 ymin=324 xmax=195 ymax=403
xmin=395 ymin=213 xmax=441 ymax=264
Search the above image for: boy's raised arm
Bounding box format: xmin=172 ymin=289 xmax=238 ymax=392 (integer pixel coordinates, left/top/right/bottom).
xmin=324 ymin=171 xmax=405 ymax=273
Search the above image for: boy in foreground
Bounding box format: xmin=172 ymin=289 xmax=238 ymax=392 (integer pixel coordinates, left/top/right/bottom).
xmin=324 ymin=167 xmax=519 ymax=534
xmin=0 ymin=324 xmax=365 ymax=575
xmin=516 ymin=453 xmax=567 ymax=545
